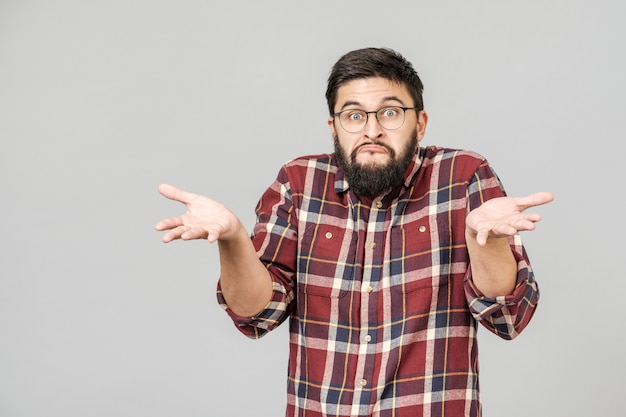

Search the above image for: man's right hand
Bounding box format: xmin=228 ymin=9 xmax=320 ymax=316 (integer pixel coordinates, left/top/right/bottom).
xmin=154 ymin=183 xmax=242 ymax=243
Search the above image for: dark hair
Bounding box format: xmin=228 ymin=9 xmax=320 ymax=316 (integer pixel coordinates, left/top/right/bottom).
xmin=325 ymin=47 xmax=424 ymax=115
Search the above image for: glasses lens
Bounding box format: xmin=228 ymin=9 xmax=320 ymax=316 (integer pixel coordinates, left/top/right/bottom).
xmin=376 ymin=107 xmax=405 ymax=130
xmin=339 ymin=110 xmax=367 ymax=133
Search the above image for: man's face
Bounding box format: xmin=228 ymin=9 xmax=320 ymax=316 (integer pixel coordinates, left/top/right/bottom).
xmin=328 ymin=77 xmax=428 ymax=197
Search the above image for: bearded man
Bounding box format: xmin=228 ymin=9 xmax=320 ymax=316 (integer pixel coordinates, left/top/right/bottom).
xmin=155 ymin=47 xmax=553 ymax=417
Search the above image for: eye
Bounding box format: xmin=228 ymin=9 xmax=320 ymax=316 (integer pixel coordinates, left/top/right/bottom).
xmin=380 ymin=107 xmax=399 ymax=118
xmin=347 ymin=111 xmax=365 ymax=121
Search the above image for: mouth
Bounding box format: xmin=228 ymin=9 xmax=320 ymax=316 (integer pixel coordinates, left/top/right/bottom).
xmin=351 ymin=142 xmax=394 ymax=161
xmin=357 ymin=144 xmax=389 ymax=154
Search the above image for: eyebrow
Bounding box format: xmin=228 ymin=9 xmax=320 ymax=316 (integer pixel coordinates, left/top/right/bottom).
xmin=338 ymin=95 xmax=407 ymax=111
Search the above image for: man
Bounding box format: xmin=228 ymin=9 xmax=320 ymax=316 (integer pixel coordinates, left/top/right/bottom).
xmin=155 ymin=47 xmax=553 ymax=417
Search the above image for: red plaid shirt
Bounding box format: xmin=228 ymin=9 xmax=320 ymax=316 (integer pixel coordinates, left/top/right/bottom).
xmin=217 ymin=146 xmax=539 ymax=417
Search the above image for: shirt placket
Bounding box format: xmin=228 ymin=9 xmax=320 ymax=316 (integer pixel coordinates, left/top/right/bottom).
xmin=351 ymin=196 xmax=387 ymax=415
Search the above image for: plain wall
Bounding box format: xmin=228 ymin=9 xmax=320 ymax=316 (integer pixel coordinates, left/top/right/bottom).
xmin=1 ymin=1 xmax=624 ymax=416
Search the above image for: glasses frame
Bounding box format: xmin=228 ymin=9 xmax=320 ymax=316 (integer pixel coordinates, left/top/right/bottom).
xmin=332 ymin=106 xmax=422 ymax=133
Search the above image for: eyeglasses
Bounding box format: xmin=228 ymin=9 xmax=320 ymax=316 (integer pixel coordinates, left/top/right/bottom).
xmin=333 ymin=106 xmax=421 ymax=133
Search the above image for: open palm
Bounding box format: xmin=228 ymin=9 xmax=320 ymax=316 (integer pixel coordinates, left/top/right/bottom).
xmin=154 ymin=183 xmax=241 ymax=243
xmin=466 ymin=192 xmax=554 ymax=245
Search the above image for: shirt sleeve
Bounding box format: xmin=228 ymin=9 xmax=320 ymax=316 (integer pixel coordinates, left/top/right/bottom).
xmin=463 ymin=160 xmax=540 ymax=340
xmin=216 ymin=165 xmax=298 ymax=339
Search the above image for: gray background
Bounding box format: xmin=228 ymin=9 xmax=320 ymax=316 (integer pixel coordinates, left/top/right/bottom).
xmin=1 ymin=0 xmax=624 ymax=416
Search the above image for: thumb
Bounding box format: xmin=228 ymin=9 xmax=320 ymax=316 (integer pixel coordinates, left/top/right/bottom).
xmin=158 ymin=183 xmax=196 ymax=204
xmin=515 ymin=192 xmax=554 ymax=211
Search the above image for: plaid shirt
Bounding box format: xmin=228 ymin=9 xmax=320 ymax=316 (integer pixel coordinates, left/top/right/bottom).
xmin=217 ymin=146 xmax=539 ymax=417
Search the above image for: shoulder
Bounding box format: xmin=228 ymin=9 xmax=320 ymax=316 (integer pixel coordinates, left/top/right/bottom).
xmin=282 ymin=153 xmax=336 ymax=169
xmin=418 ymin=146 xmax=498 ymax=184
xmin=272 ymin=153 xmax=338 ymax=189
xmin=422 ymin=146 xmax=488 ymax=165
xmin=280 ymin=153 xmax=338 ymax=179
xmin=422 ymin=146 xmax=491 ymax=171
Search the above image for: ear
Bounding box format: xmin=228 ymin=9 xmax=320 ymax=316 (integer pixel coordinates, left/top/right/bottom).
xmin=328 ymin=116 xmax=337 ymax=138
xmin=416 ymin=110 xmax=428 ymax=143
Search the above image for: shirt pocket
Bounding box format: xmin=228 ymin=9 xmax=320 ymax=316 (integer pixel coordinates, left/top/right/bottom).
xmin=389 ymin=223 xmax=450 ymax=292
xmin=297 ymin=224 xmax=356 ymax=298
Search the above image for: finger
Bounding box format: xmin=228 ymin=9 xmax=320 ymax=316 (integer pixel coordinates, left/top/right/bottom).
xmin=206 ymin=226 xmax=226 ymax=243
xmin=523 ymin=213 xmax=543 ymax=223
xmin=496 ymin=215 xmax=541 ymax=235
xmin=161 ymin=225 xmax=189 ymax=243
xmin=515 ymin=216 xmax=540 ymax=232
xmin=475 ymin=230 xmax=489 ymax=246
xmin=154 ymin=216 xmax=184 ymax=231
xmin=158 ymin=183 xmax=198 ymax=205
xmin=181 ymin=227 xmax=209 ymax=241
xmin=514 ymin=192 xmax=554 ymax=211
xmin=492 ymin=222 xmax=523 ymax=236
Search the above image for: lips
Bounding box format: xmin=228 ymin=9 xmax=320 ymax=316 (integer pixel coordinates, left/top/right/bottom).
xmin=349 ymin=141 xmax=396 ymax=164
xmin=358 ymin=144 xmax=388 ymax=154
xmin=353 ymin=141 xmax=394 ymax=157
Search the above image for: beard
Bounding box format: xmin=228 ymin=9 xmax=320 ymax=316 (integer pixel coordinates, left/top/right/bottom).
xmin=334 ymin=130 xmax=419 ymax=199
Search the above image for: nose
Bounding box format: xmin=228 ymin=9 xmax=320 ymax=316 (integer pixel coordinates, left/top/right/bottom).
xmin=363 ymin=112 xmax=384 ymax=139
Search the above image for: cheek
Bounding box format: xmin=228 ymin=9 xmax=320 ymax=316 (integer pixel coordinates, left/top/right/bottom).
xmin=387 ymin=138 xmax=405 ymax=155
xmin=335 ymin=134 xmax=357 ymax=152
xmin=393 ymin=130 xmax=417 ymax=153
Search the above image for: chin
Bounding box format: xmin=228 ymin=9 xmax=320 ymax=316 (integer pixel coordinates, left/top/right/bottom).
xmin=354 ymin=154 xmax=391 ymax=167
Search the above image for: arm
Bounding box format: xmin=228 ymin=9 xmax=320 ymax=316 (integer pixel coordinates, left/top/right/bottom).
xmin=154 ymin=183 xmax=273 ymax=317
xmin=465 ymin=192 xmax=554 ymax=297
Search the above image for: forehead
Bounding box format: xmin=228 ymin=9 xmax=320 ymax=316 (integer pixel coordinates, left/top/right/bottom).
xmin=335 ymin=77 xmax=412 ymax=110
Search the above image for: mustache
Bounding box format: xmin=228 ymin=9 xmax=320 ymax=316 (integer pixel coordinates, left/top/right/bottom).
xmin=350 ymin=141 xmax=395 ymax=162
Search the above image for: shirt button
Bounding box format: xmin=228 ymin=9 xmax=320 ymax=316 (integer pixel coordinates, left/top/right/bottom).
xmin=366 ymin=286 xmax=373 ymax=293
xmin=360 ymin=379 xmax=367 ymax=387
xmin=325 ymin=231 xmax=333 ymax=239
xmin=369 ymin=242 xmax=376 ymax=249
xmin=418 ymin=225 xmax=426 ymax=233
xmin=364 ymin=335 xmax=372 ymax=342
xmin=376 ymin=201 xmax=383 ymax=208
